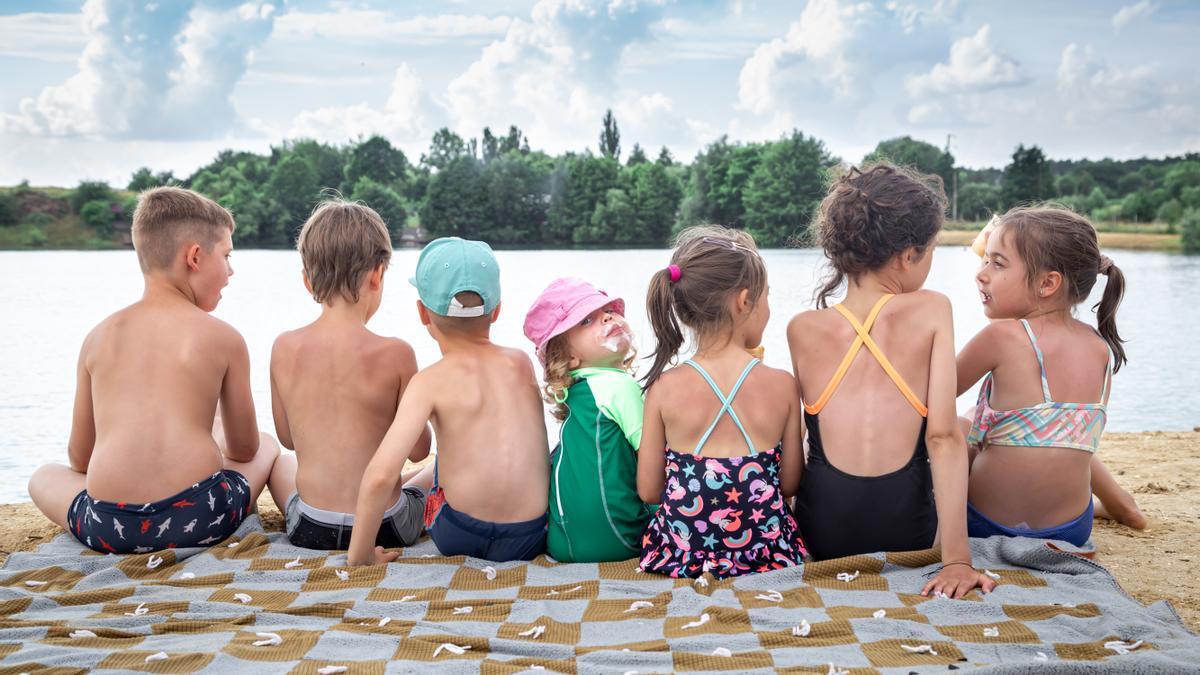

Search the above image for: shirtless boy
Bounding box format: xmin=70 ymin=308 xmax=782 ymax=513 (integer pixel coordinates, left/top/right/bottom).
xmin=27 ymin=187 xmax=279 ymax=553
xmin=266 ymin=200 xmax=431 ymax=550
xmin=346 ymin=237 xmax=550 ymax=565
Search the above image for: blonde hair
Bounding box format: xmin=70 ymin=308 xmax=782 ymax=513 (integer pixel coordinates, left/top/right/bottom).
xmin=297 ymin=199 xmax=392 ymax=304
xmin=131 ymin=186 xmax=234 ymax=272
xmin=541 ymin=326 xmax=638 ymax=422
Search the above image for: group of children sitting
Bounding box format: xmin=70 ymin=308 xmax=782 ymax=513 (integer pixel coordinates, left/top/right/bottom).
xmin=28 ymin=162 xmax=1146 ymax=600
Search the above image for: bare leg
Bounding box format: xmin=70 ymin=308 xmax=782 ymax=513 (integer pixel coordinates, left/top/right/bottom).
xmin=1091 ymin=456 xmax=1146 ymax=529
xmin=28 ymin=463 xmax=87 ymax=531
xmin=403 ymin=462 xmax=436 ymax=492
xmin=222 ymin=433 xmax=281 ymax=505
xmin=266 ymin=451 xmax=297 ymax=514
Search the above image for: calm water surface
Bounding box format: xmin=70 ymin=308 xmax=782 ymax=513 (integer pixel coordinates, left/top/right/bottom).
xmin=2 ymin=247 xmax=1197 ymax=502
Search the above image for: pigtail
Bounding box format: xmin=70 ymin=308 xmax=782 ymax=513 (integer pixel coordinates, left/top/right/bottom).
xmin=1093 ymin=259 xmax=1128 ymax=373
xmin=642 ymin=267 xmax=684 ymax=390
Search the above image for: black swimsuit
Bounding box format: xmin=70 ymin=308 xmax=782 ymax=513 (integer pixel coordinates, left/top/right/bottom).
xmin=792 ymin=294 xmax=938 ymax=560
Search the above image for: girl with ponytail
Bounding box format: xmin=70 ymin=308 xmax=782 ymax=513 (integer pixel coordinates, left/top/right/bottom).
xmin=637 ymin=226 xmax=806 ymax=579
xmin=957 ymin=206 xmax=1145 ymax=549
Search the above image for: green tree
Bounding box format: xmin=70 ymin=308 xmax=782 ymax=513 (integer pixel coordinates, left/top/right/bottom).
xmin=627 ymin=144 xmax=648 ymax=166
xmin=70 ymin=181 xmax=113 ymax=213
xmin=1001 ymin=144 xmax=1054 ymax=208
xmin=481 ymin=127 xmax=500 ymax=164
xmin=865 ymin=136 xmax=954 ymax=193
xmin=957 ymin=182 xmax=1003 ymax=221
xmin=0 ymin=191 xmax=18 ymax=226
xmin=274 ymin=139 xmax=345 ymax=192
xmin=1164 ymin=161 xmax=1200 ymax=199
xmin=499 ymin=125 xmax=526 ymax=154
xmin=1157 ymin=199 xmax=1183 ymax=229
xmin=546 ymin=154 xmax=620 ymax=244
xmin=1181 ymin=208 xmax=1200 ymax=254
xmin=421 ymin=155 xmax=486 ymax=238
xmin=599 ymin=109 xmax=620 ymax=160
xmin=481 ymin=153 xmax=549 ymax=244
xmin=579 ymin=189 xmax=636 ymax=244
xmin=422 ymin=128 xmax=467 ymax=170
xmin=127 ymin=167 xmax=176 ymax=191
xmin=266 ymin=154 xmax=321 ymax=233
xmin=743 ymin=131 xmax=836 ymax=246
xmin=345 ymin=136 xmax=409 ymax=189
xmin=656 ymin=147 xmax=675 ymax=167
xmin=80 ymin=200 xmax=114 ymax=235
xmin=678 ymin=137 xmax=764 ymax=230
xmin=626 ymin=161 xmax=683 ymax=244
xmin=351 ymin=177 xmax=407 ymax=242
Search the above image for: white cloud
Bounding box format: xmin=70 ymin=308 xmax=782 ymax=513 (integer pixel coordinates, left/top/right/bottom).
xmin=286 ymin=64 xmax=435 ymax=146
xmin=273 ymin=10 xmax=512 ymax=43
xmin=1057 ymin=43 xmax=1160 ymax=115
xmin=1112 ymin=0 xmax=1156 ymax=30
xmin=1 ymin=0 xmax=277 ymax=140
xmin=0 ymin=12 xmax=87 ymax=62
xmin=905 ymin=25 xmax=1026 ymax=96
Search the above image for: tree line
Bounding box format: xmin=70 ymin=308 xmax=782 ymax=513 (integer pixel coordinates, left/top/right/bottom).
xmin=2 ymin=110 xmax=1199 ymax=252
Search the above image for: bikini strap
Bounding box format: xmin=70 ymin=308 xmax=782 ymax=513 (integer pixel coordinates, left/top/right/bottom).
xmin=1019 ymin=319 xmax=1053 ymax=402
xmin=682 ymin=358 xmax=759 ymax=455
xmin=803 ymin=294 xmax=892 ymax=415
xmin=1099 ymin=344 xmax=1115 ymax=403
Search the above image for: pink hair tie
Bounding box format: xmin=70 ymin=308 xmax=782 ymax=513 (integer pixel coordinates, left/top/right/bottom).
xmin=667 ymin=264 xmax=681 ymax=284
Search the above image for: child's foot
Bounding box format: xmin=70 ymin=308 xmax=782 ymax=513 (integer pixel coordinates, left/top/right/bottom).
xmin=1094 ymin=497 xmax=1148 ymax=530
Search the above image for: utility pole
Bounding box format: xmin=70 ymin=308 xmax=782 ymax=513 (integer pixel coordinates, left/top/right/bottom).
xmin=946 ymin=133 xmax=958 ymax=221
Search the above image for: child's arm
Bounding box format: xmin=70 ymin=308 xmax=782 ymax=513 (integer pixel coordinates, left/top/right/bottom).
xmin=394 ymin=340 xmax=431 ymax=463
xmin=347 ymin=372 xmax=435 ymax=566
xmin=218 ymin=332 xmax=261 ymax=461
xmin=921 ymin=294 xmax=997 ymax=598
xmin=955 ymin=323 xmax=1002 ymax=397
xmin=636 ymin=384 xmax=667 ymax=504
xmin=67 ymin=339 xmax=96 ymax=473
xmin=778 ymin=371 xmax=804 ymax=498
xmin=268 ymin=337 xmax=293 ymax=451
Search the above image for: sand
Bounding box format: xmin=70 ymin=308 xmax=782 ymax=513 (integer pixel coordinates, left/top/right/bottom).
xmin=3 ymin=432 xmax=1197 ymax=632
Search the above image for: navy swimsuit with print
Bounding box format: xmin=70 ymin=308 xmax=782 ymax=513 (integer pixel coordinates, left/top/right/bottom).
xmin=640 ymin=359 xmax=807 ymax=579
xmin=66 ymin=470 xmax=252 ymax=553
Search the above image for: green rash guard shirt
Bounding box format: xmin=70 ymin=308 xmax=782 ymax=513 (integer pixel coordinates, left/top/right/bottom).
xmin=547 ymin=367 xmax=653 ymax=562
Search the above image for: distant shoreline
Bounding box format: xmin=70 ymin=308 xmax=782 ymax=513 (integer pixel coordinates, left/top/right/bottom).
xmin=0 ymin=229 xmax=1185 ymax=253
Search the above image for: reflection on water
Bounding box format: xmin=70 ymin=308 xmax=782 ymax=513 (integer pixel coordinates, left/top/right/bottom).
xmin=1 ymin=247 xmax=1197 ymax=502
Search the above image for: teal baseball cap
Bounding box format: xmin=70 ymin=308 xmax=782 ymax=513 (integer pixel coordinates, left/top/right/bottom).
xmin=409 ymin=237 xmax=501 ymax=317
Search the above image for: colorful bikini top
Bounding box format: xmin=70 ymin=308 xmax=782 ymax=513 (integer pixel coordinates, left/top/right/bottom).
xmin=968 ymin=319 xmax=1113 ymax=454
xmin=803 ymin=294 xmax=929 ymax=418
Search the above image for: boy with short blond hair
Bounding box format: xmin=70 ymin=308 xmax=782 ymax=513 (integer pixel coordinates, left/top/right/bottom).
xmin=266 ymin=199 xmax=431 ymax=550
xmin=347 ymin=237 xmax=550 ymax=565
xmin=27 ymin=186 xmax=279 ymax=553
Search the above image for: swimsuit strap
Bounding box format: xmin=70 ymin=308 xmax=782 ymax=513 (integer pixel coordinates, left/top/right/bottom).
xmin=682 ymin=358 xmax=759 ymax=455
xmin=806 ymin=295 xmax=928 ymax=418
xmin=804 ymin=294 xmax=891 ymax=415
xmin=1019 ymin=319 xmax=1053 ymax=403
xmin=1099 ymin=343 xmax=1115 ymax=404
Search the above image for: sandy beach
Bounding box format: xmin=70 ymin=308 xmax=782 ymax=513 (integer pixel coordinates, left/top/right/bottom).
xmin=3 ymin=431 xmax=1197 ymax=632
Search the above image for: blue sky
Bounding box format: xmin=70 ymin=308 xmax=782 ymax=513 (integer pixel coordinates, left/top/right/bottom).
xmin=1 ymin=0 xmax=1197 ymax=186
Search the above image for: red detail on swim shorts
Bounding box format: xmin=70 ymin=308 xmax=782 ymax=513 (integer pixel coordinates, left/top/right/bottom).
xmin=423 ymin=488 xmax=446 ymax=529
xmin=98 ymin=536 xmax=116 ymax=553
xmin=167 ymin=543 xmax=176 ymax=549
xmin=140 ymin=519 xmax=151 ymax=534
xmin=117 ymin=502 xmax=126 ymax=508
xmin=171 ymin=499 xmax=196 ymax=508
xmin=220 ymin=481 xmax=230 ymax=491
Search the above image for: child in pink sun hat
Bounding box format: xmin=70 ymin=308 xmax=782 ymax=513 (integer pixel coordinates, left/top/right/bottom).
xmin=524 ymin=278 xmax=653 ymax=562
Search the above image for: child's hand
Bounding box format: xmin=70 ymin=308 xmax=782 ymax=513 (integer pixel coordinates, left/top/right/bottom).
xmin=920 ymin=564 xmax=996 ymax=598
xmin=348 ymin=546 xmax=400 ymax=567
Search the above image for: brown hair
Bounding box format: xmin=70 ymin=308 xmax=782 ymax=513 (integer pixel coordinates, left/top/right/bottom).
xmin=541 ymin=331 xmax=637 ymax=421
xmin=643 ymin=225 xmax=767 ymax=389
xmin=996 ymin=205 xmax=1127 ymax=372
xmin=297 ymin=199 xmax=392 ymax=304
xmin=131 ymin=186 xmax=234 ymax=272
xmin=813 ymin=162 xmax=947 ymax=308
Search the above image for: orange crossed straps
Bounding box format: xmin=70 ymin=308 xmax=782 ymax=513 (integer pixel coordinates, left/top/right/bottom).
xmin=803 ymin=294 xmax=928 ymax=418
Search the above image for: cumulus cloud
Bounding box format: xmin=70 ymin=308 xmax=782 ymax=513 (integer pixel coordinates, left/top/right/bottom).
xmin=1112 ymin=0 xmax=1156 ymax=30
xmin=905 ymin=25 xmax=1026 ymax=96
xmin=286 ymin=64 xmax=436 ymax=145
xmin=0 ymin=12 xmax=87 ymax=62
xmin=1057 ymin=43 xmax=1160 ymax=115
xmin=1 ymin=0 xmax=276 ymax=140
xmin=274 ymin=10 xmax=512 ymax=43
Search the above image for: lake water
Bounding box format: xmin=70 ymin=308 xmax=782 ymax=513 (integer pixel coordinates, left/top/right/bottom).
xmin=2 ymin=247 xmax=1198 ymax=503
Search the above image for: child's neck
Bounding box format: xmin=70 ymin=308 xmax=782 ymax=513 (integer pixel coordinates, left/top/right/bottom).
xmin=1018 ymin=305 xmax=1072 ymax=324
xmin=846 ymin=272 xmax=906 ymax=301
xmin=693 ymin=331 xmax=749 ymax=363
xmin=316 ymin=297 xmax=374 ymax=327
xmin=141 ymin=273 xmax=196 ymax=307
xmin=434 ymin=330 xmax=493 ymax=356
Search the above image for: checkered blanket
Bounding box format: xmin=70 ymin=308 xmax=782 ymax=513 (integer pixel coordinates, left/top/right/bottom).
xmin=1 ymin=515 xmax=1197 ymax=673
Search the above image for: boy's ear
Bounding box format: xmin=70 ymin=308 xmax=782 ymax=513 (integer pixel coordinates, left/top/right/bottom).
xmin=301 ymin=270 xmax=313 ymax=296
xmin=490 ymin=301 xmax=502 ymax=324
xmin=368 ymin=264 xmax=384 ymax=291
xmin=1038 ymin=270 xmax=1063 ymax=298
xmin=184 ymin=243 xmax=203 ymax=272
xmin=416 ymin=300 xmax=432 ymax=326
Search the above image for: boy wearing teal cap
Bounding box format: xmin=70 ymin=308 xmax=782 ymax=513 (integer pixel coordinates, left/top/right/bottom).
xmin=347 ymin=237 xmax=550 ymax=565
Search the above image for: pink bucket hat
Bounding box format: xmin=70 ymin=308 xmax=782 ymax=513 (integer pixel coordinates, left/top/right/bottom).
xmin=523 ymin=277 xmax=625 ymax=363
